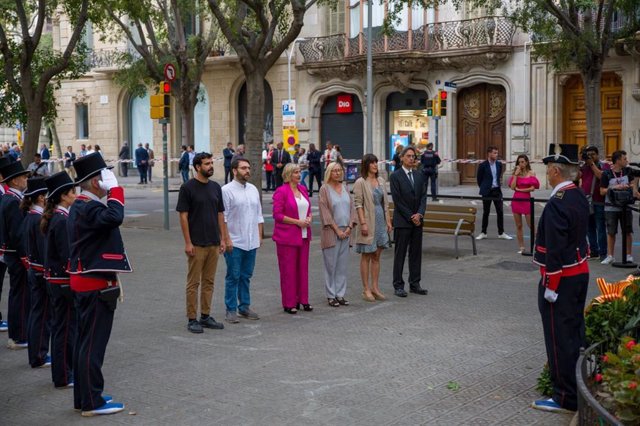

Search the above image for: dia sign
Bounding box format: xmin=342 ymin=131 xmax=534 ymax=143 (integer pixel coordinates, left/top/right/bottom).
xmin=337 ymin=95 xmax=353 ymax=113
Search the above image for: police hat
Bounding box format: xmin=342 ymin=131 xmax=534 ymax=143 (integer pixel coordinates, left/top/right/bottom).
xmin=73 ymin=153 xmax=113 ymax=184
xmin=45 ymin=171 xmax=76 ymax=199
xmin=543 ymin=144 xmax=580 ymax=166
xmin=24 ymin=176 xmax=48 ymax=197
xmin=0 ymin=160 xmax=30 ymax=183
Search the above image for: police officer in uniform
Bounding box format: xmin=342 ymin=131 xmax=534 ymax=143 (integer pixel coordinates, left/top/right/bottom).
xmin=531 ymin=150 xmax=589 ymax=414
xmin=69 ymin=153 xmax=132 ymax=416
xmin=420 ymin=143 xmax=441 ymax=201
xmin=0 ymin=160 xmax=31 ymax=349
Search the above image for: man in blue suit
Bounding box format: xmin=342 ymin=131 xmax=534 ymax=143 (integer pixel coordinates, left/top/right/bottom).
xmin=476 ymin=146 xmax=512 ymax=240
xmin=135 ymin=143 xmax=149 ymax=184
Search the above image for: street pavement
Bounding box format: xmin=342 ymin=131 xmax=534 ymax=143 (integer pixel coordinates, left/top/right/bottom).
xmin=0 ymin=177 xmax=634 ymax=425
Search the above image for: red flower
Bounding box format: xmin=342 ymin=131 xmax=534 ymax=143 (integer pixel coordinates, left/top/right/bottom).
xmin=629 ymin=382 xmax=638 ymax=390
xmin=595 ymin=373 xmax=603 ymax=383
xmin=626 ymin=340 xmax=637 ymax=350
xmin=602 ymin=355 xmax=609 ymax=363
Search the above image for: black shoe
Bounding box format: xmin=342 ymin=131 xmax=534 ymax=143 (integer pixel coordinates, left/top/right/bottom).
xmin=410 ymin=287 xmax=428 ymax=295
xmin=187 ymin=319 xmax=203 ymax=334
xmin=200 ymin=315 xmax=224 ymax=329
xmin=633 ymin=269 xmax=640 ymax=277
xmin=394 ymin=289 xmax=408 ymax=297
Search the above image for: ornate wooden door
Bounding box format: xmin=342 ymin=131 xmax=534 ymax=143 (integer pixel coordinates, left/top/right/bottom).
xmin=563 ymin=72 xmax=622 ymax=157
xmin=457 ymin=84 xmax=507 ymax=184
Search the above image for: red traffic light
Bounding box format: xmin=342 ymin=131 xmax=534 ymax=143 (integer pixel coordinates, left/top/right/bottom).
xmin=163 ymin=81 xmax=171 ymax=94
xmin=440 ymin=90 xmax=447 ymax=100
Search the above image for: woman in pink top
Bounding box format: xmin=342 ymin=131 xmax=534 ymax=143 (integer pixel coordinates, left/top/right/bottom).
xmin=272 ymin=163 xmax=313 ymax=314
xmin=509 ymin=155 xmax=540 ymax=253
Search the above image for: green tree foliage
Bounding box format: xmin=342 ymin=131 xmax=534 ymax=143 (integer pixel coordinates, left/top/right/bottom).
xmin=0 ymin=0 xmax=91 ymax=163
xmin=99 ymin=0 xmax=222 ymax=148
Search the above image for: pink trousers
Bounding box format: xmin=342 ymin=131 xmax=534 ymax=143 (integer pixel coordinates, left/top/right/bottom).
xmin=276 ymin=239 xmax=310 ymax=308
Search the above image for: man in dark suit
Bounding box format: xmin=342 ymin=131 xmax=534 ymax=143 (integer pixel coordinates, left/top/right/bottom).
xmin=273 ymin=142 xmax=291 ymax=188
xmin=390 ymin=146 xmax=428 ymax=297
xmin=222 ymin=142 xmax=234 ymax=184
xmin=135 ymin=143 xmax=149 ymax=184
xmin=476 ymin=146 xmax=512 ymax=240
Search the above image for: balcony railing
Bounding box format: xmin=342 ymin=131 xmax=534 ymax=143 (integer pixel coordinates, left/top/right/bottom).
xmin=298 ymin=16 xmax=516 ymax=63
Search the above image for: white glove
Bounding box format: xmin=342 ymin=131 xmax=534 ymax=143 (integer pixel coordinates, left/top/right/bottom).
xmin=99 ymin=169 xmax=119 ymax=191
xmin=544 ymin=288 xmax=558 ymax=303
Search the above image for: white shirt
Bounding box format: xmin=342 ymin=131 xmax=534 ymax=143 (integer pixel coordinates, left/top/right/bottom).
xmin=222 ymin=180 xmax=264 ymax=251
xmin=402 ymin=166 xmax=414 ymax=184
xmin=81 ymin=189 xmax=103 ymax=202
xmin=56 ymin=205 xmax=70 ymax=214
xmin=295 ymin=194 xmax=310 ymax=239
xmin=550 ymin=180 xmax=574 ymax=197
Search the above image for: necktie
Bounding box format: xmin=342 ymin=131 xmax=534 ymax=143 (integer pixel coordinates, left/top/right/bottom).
xmin=279 ymin=150 xmax=282 ymax=162
xmin=408 ymin=171 xmax=414 ymax=186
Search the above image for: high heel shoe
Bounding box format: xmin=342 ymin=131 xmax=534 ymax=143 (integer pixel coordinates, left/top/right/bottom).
xmin=362 ymin=291 xmax=375 ymax=302
xmin=283 ymin=307 xmax=298 ymax=314
xmin=372 ymin=291 xmax=387 ymax=301
xmin=299 ymin=304 xmax=313 ymax=311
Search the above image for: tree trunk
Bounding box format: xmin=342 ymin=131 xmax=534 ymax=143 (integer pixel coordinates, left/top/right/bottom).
xmin=245 ymin=72 xmax=266 ymax=191
xmin=23 ymin=108 xmax=44 ymax=167
xmin=48 ymin=120 xmax=63 ymax=172
xmin=582 ymin=66 xmax=604 ymax=153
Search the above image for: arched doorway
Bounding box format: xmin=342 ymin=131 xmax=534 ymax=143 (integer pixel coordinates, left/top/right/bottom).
xmin=238 ymin=81 xmax=274 ymax=147
xmin=456 ymin=83 xmax=507 ymax=184
xmin=563 ymin=72 xmax=622 ymax=157
xmin=320 ymin=93 xmax=363 ymax=160
xmin=128 ymin=93 xmax=154 ymax=172
xmin=385 ymin=89 xmax=430 ymax=163
xmin=194 ymin=84 xmax=210 ymax=153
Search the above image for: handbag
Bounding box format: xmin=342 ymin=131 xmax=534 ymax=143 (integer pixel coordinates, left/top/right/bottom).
xmin=609 ymin=188 xmax=635 ymax=207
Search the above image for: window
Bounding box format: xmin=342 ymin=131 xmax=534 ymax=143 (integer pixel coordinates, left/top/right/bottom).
xmin=325 ymin=1 xmax=345 ymax=35
xmin=76 ymin=103 xmax=89 ymax=139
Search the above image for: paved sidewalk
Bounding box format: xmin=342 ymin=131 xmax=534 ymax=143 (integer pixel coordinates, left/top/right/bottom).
xmin=0 ymin=184 xmax=628 ymax=425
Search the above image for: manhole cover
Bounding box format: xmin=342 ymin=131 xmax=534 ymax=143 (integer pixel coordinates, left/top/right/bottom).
xmin=489 ymin=261 xmax=537 ymax=271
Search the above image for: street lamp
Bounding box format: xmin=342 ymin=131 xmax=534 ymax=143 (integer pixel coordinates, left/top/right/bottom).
xmin=286 ymin=38 xmax=306 ymax=105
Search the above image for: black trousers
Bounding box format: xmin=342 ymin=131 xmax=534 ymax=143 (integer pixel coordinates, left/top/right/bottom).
xmin=73 ymin=290 xmax=117 ymax=411
xmin=308 ymin=169 xmax=322 ymax=196
xmin=265 ymin=171 xmax=274 ymax=190
xmin=5 ymin=254 xmax=29 ymax=342
xmin=424 ymin=172 xmax=438 ymax=199
xmin=481 ymin=188 xmax=504 ymax=234
xmin=27 ymin=270 xmax=50 ymax=367
xmin=48 ymin=282 xmax=76 ymax=387
xmin=538 ymin=273 xmax=588 ymax=411
xmin=274 ymin=170 xmax=284 ymax=188
xmin=393 ymin=226 xmax=423 ymax=290
xmin=224 ymin=166 xmax=232 ymax=184
xmin=119 ymin=162 xmax=128 ymax=177
xmin=0 ymin=260 xmax=6 ymax=322
xmin=137 ymin=164 xmax=148 ymax=183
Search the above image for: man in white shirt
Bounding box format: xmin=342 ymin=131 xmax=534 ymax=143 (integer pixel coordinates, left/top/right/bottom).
xmin=222 ymin=158 xmax=264 ymax=323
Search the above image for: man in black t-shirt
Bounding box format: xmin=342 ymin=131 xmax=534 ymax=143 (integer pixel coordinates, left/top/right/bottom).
xmin=176 ymin=152 xmax=227 ymax=333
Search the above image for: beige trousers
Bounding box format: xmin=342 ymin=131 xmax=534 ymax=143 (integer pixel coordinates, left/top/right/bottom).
xmin=186 ymin=245 xmax=219 ymax=319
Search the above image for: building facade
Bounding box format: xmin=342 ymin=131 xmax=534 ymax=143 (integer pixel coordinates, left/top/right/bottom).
xmin=53 ymin=4 xmax=640 ymax=184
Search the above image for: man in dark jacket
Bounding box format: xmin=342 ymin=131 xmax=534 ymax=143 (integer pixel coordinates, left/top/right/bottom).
xmin=273 ymin=142 xmax=291 ymax=188
xmin=222 ymin=142 xmax=234 ymax=184
xmin=135 ymin=143 xmax=149 ymax=184
xmin=306 ymin=143 xmax=322 ymax=197
xmin=179 ymin=145 xmax=190 ymax=183
xmin=476 ymin=146 xmax=512 ymax=240
xmin=118 ymin=142 xmax=129 ymax=177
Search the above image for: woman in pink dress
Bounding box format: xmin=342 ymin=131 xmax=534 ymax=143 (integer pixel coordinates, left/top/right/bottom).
xmin=509 ymin=155 xmax=540 ymax=253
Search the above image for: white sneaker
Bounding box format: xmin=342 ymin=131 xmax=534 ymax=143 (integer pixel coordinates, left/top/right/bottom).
xmin=601 ymin=255 xmax=615 ymax=265
xmin=627 ymin=255 xmax=634 ymax=262
xmin=498 ymin=233 xmax=513 ymax=240
xmin=476 ymin=233 xmax=487 ymax=240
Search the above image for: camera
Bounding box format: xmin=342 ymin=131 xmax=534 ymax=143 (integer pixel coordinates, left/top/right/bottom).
xmin=581 ymin=147 xmax=595 ymax=162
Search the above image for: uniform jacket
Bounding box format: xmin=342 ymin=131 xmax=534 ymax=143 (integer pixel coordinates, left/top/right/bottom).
xmin=272 ymin=183 xmax=312 ymax=247
xmin=0 ymin=189 xmax=26 ymax=256
xmin=477 ymin=160 xmax=503 ymax=196
xmin=67 ymin=188 xmax=132 ymax=280
xmin=22 ymin=208 xmax=45 ymax=271
xmin=44 ymin=209 xmax=71 ymax=284
xmin=533 ymin=183 xmax=589 ymax=291
xmin=390 ymin=168 xmax=427 ymax=228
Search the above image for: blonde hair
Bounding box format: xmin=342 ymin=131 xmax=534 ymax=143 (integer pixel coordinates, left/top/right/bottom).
xmin=324 ymin=161 xmax=343 ymax=184
xmin=282 ymin=163 xmax=300 ymax=183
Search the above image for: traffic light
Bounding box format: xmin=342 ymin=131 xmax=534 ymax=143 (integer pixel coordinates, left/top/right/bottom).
xmin=150 ymin=81 xmax=170 ymax=120
xmin=426 ymin=100 xmax=433 ymax=117
xmin=438 ymin=89 xmax=447 ymax=117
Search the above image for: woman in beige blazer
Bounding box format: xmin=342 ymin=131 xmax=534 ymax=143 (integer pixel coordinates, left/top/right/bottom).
xmin=319 ymin=162 xmax=357 ymax=307
xmin=353 ymin=154 xmax=392 ymax=302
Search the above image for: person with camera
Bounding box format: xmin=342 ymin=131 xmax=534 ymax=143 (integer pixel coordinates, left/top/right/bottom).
xmin=600 ymin=150 xmax=637 ymax=265
xmin=580 ymin=146 xmax=609 ymax=261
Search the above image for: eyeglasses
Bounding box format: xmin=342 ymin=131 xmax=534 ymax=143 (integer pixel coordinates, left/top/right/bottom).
xmin=404 ymin=155 xmax=416 ymax=159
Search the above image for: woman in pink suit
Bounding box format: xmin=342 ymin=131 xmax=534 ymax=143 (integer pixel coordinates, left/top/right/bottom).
xmin=509 ymin=154 xmax=540 ymax=253
xmin=272 ymin=163 xmax=313 ymax=314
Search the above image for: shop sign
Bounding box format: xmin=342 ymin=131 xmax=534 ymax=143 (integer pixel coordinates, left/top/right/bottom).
xmin=337 ymin=95 xmax=353 ymax=113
